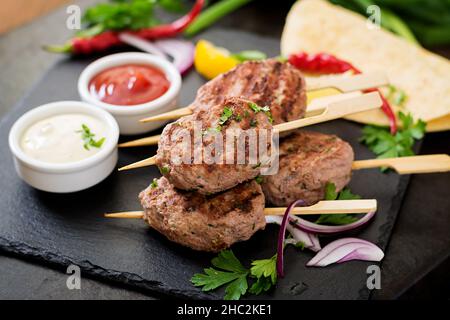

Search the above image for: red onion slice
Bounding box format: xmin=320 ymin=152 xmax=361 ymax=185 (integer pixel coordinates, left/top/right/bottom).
xmin=275 ymin=200 xmax=305 ymax=278
xmin=154 ymin=39 xmax=195 ymax=75
xmin=306 ymin=237 xmax=384 ymax=267
xmin=289 ymin=210 xmax=377 ymax=235
xmin=266 ymin=216 xmax=321 ymax=252
xmin=119 ymin=33 xmax=168 ymax=59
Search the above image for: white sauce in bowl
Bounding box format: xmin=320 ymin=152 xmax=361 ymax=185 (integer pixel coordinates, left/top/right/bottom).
xmin=21 ymin=114 xmax=107 ymax=164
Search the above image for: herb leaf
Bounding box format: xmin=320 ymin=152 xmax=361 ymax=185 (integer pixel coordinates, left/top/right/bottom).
xmin=191 ymin=250 xmax=249 ymax=300
xmin=316 ymin=182 xmax=362 ymax=225
xmin=150 ymin=178 xmax=158 ymax=189
xmin=219 ymin=106 xmax=233 ymax=126
xmin=191 ymin=250 xmax=277 ymax=300
xmin=360 ymin=112 xmax=426 ymax=171
xmin=80 ymin=0 xmax=185 ymax=36
xmin=77 ymin=124 xmax=106 ymax=150
xmin=250 ymin=255 xmax=277 ymax=285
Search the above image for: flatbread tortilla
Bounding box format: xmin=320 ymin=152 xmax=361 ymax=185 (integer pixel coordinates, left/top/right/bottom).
xmin=281 ymin=0 xmax=450 ymax=130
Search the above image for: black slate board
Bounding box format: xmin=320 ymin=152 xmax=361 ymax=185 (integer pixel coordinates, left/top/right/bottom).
xmin=0 ymin=29 xmax=412 ymax=299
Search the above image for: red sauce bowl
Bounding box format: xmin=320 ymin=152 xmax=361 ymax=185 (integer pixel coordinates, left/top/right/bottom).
xmin=78 ymin=53 xmax=181 ymax=135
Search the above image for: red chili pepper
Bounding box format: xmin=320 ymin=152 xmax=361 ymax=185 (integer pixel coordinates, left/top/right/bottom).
xmin=288 ymin=52 xmax=397 ymax=134
xmin=45 ymin=0 xmax=205 ymax=55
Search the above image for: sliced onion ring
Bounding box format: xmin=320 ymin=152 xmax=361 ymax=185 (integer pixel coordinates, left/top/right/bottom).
xmin=306 ymin=237 xmax=384 ymax=267
xmin=266 ymin=216 xmax=321 ymax=252
xmin=154 ymin=39 xmax=195 ymax=75
xmin=119 ymin=33 xmax=168 ymax=59
xmin=289 ymin=210 xmax=377 ymax=235
xmin=276 ymin=199 xmax=305 ymax=278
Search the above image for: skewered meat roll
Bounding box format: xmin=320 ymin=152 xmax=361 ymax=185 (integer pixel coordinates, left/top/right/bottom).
xmin=139 ymin=177 xmax=266 ymax=252
xmin=262 ymin=131 xmax=354 ymax=206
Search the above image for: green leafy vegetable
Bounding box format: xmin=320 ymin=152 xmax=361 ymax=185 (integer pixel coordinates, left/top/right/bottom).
xmin=150 ymin=178 xmax=158 ymax=188
xmin=160 ymin=166 xmax=170 ymax=174
xmin=248 ymin=255 xmax=277 ymax=295
xmin=250 ymin=255 xmax=277 ymax=285
xmin=254 ymin=175 xmax=263 ymax=184
xmin=191 ymin=250 xmax=277 ymax=300
xmin=76 ymin=124 xmax=106 ymax=150
xmin=80 ymin=0 xmax=185 ymax=37
xmin=219 ymin=106 xmax=233 ymax=126
xmin=191 ymin=250 xmax=249 ymax=300
xmin=360 ymin=112 xmax=426 ymax=171
xmin=316 ymin=182 xmax=362 ymax=225
xmin=248 ymin=102 xmax=273 ymax=123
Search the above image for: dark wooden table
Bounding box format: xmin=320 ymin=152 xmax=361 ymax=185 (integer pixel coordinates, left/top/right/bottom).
xmin=0 ymin=0 xmax=449 ymax=299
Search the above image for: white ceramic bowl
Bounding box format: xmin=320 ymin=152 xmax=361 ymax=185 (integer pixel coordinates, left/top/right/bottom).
xmin=78 ymin=52 xmax=181 ymax=135
xmin=8 ymin=101 xmax=119 ymax=193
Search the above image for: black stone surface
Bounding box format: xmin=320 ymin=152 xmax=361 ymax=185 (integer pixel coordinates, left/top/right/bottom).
xmin=0 ymin=28 xmax=415 ymax=299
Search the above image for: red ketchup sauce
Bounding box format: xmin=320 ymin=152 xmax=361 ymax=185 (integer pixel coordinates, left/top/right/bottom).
xmin=89 ymin=64 xmax=170 ymax=106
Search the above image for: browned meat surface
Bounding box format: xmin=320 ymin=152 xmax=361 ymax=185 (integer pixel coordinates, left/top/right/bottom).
xmin=191 ymin=59 xmax=307 ymax=125
xmin=139 ymin=177 xmax=266 ymax=252
xmin=262 ymin=130 xmax=354 ymax=206
xmin=156 ymin=97 xmax=274 ymax=194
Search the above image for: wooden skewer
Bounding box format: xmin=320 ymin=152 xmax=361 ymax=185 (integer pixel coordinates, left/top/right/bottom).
xmin=118 ymin=157 xmax=156 ymax=171
xmin=118 ymin=93 xmax=382 ymax=171
xmin=118 ymin=153 xmax=450 ymax=175
xmin=139 ymin=72 xmax=388 ymax=123
xmin=352 ymin=154 xmax=450 ymax=174
xmin=120 ymin=91 xmax=363 ymax=148
xmin=272 ymin=92 xmax=382 ymax=132
xmin=104 ymin=199 xmax=377 ymax=219
xmin=119 ymin=135 xmax=161 ymax=148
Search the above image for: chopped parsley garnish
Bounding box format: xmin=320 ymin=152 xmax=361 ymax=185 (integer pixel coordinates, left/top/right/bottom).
xmin=160 ymin=166 xmax=170 ymax=175
xmin=76 ymin=124 xmax=105 ymax=150
xmin=250 ymin=119 xmax=258 ymax=127
xmin=252 ymin=162 xmax=261 ymax=169
xmin=203 ymin=126 xmax=222 ymax=135
xmin=360 ymin=112 xmax=426 ymax=171
xmin=315 ymin=182 xmax=362 ymax=225
xmin=150 ymin=178 xmax=158 ymax=189
xmin=255 ymin=175 xmax=263 ymax=184
xmin=219 ymin=106 xmax=233 ymax=126
xmin=235 ymin=114 xmax=242 ymax=122
xmin=191 ymin=250 xmax=277 ymax=300
xmin=248 ymin=102 xmax=273 ymax=124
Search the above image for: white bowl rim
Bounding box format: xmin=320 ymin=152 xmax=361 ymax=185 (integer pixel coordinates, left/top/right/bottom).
xmin=78 ymin=52 xmax=181 ymax=116
xmin=9 ymin=101 xmax=119 ymax=173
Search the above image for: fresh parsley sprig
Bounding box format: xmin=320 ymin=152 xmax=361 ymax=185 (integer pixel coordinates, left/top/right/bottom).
xmin=77 ymin=124 xmax=106 ymax=150
xmin=191 ymin=250 xmax=277 ymax=300
xmin=248 ymin=102 xmax=273 ymax=124
xmin=315 ymin=182 xmax=362 ymax=225
xmin=360 ymin=112 xmax=426 ymax=171
xmin=80 ymin=0 xmax=186 ymax=37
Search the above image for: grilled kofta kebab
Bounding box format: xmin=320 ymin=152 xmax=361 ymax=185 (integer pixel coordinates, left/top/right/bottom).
xmin=191 ymin=59 xmax=307 ymax=125
xmin=156 ymin=97 xmax=274 ymax=194
xmin=139 ymin=177 xmax=266 ymax=252
xmin=262 ymin=130 xmax=354 ymax=206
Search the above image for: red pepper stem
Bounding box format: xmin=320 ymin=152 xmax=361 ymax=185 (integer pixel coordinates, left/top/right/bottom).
xmin=43 ymin=43 xmax=73 ymax=54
